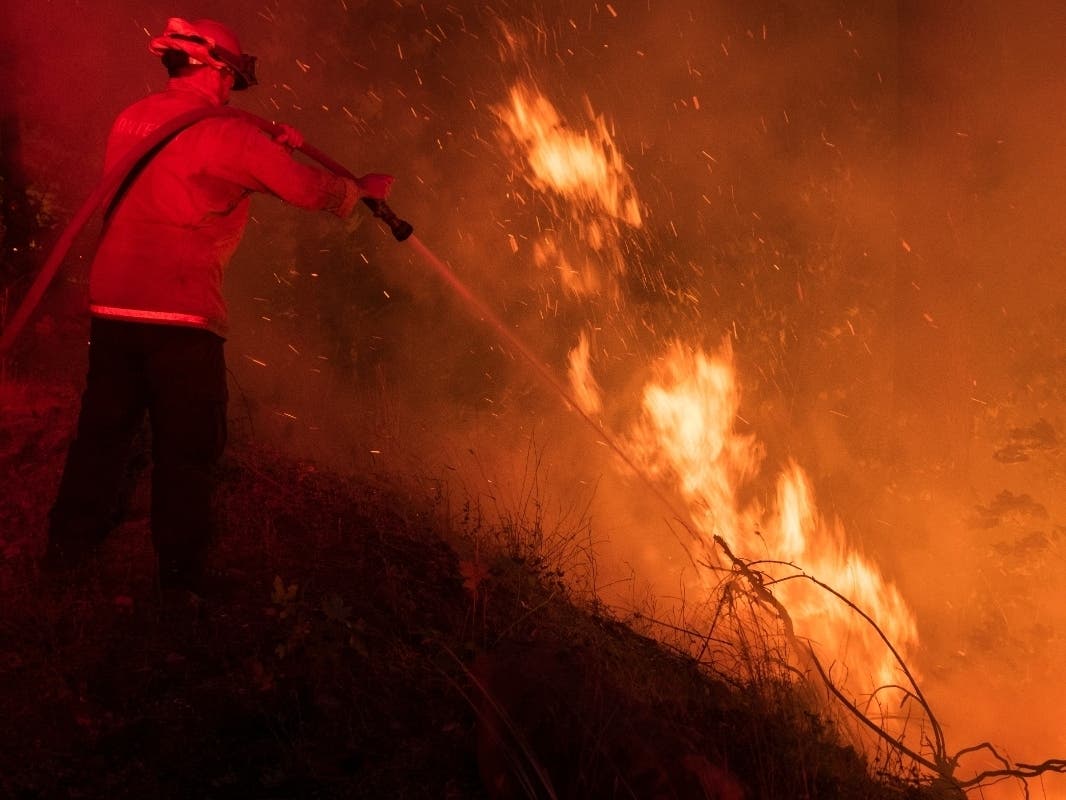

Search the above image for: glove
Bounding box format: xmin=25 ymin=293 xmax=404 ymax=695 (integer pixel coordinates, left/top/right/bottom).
xmin=356 ymin=173 xmax=394 ymax=201
xmin=273 ymin=123 xmax=305 ymax=150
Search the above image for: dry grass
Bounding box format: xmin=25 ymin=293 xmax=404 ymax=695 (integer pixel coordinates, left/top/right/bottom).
xmin=0 ymin=374 xmax=951 ymax=799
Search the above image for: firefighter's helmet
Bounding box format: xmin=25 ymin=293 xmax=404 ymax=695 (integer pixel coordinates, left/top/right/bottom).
xmin=149 ymin=18 xmax=257 ymax=90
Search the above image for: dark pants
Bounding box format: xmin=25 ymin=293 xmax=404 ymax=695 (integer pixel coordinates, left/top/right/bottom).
xmin=48 ymin=317 xmax=228 ymax=587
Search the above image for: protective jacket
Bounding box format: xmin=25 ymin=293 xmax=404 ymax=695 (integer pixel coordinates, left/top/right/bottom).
xmin=89 ymin=81 xmax=359 ymax=337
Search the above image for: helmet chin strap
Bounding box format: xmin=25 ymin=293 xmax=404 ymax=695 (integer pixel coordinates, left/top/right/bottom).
xmin=212 ymin=49 xmax=257 ymax=89
xmin=0 ymin=106 xmax=410 ymax=356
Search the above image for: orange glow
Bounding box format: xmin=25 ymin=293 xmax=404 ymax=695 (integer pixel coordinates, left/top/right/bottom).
xmin=494 ymin=78 xmax=921 ymax=729
xmin=498 ymin=76 xmax=920 ymax=752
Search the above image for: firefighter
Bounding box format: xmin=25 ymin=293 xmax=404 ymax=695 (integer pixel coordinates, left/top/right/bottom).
xmin=44 ymin=18 xmax=394 ymax=596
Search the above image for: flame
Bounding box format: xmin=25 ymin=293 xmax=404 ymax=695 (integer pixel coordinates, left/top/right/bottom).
xmin=496 ymin=81 xmax=641 ymax=300
xmin=499 ymin=83 xmax=642 ymax=226
xmin=496 ymin=73 xmax=919 ymax=742
xmin=567 ymin=329 xmax=602 ymax=416
xmin=630 ymin=340 xmax=919 ymax=697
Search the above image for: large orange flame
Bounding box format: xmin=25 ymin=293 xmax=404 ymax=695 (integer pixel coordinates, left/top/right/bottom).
xmin=631 ymin=340 xmax=919 ymax=699
xmin=497 ymin=77 xmax=921 ymax=747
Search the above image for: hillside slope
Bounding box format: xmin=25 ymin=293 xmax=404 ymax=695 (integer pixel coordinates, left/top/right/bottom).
xmin=0 ymin=377 xmax=944 ymax=799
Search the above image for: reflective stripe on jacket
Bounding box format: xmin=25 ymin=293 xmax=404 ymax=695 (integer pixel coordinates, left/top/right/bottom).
xmin=89 ymin=81 xmax=358 ymax=337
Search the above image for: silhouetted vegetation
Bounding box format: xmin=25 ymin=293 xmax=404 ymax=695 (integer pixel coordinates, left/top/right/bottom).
xmin=0 ymin=376 xmax=949 ymax=799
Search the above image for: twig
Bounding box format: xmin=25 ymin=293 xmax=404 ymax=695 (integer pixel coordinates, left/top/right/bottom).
xmin=759 ymin=564 xmax=946 ymax=761
xmin=691 ymin=535 xmax=959 ymax=786
xmin=954 ymin=742 xmax=1066 ymax=789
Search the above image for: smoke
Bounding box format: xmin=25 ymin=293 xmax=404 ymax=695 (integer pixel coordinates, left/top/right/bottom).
xmin=8 ymin=1 xmax=1066 ymax=793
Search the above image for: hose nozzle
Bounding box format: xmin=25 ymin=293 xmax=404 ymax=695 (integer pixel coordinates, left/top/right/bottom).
xmin=287 ymin=132 xmax=412 ymax=241
xmin=362 ymin=197 xmax=414 ymax=241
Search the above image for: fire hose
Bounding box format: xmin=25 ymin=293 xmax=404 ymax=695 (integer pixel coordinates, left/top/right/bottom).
xmin=0 ymin=105 xmax=411 ymax=356
xmin=0 ymin=104 xmax=668 ymax=518
xmin=0 ymin=104 xmax=622 ymax=477
xmin=0 ymin=101 xmax=685 ymax=537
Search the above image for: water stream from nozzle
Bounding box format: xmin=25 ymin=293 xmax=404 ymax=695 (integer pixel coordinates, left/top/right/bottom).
xmin=403 ymin=233 xmax=696 ymax=556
